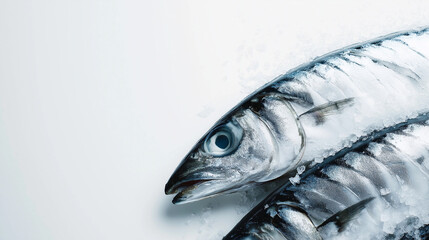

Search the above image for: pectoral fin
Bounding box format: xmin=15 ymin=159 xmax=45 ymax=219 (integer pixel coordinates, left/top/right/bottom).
xmin=317 ymin=196 xmax=375 ymax=232
xmin=299 ymin=97 xmax=355 ymax=124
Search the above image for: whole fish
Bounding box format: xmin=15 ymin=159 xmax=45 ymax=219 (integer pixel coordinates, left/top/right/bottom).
xmin=165 ymin=27 xmax=429 ymax=204
xmin=224 ymin=117 xmax=429 ymax=240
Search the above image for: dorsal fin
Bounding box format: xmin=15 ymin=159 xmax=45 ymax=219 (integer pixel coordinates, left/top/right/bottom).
xmin=317 ymin=196 xmax=375 ymax=232
xmin=299 ymin=97 xmax=355 ymax=124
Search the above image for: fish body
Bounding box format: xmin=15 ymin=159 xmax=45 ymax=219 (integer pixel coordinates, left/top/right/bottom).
xmin=165 ymin=27 xmax=429 ymax=204
xmin=224 ymin=118 xmax=429 ymax=240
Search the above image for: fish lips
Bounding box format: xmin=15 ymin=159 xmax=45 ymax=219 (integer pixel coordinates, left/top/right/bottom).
xmin=165 ymin=174 xmax=214 ymax=195
xmin=165 ymin=178 xmax=221 ymax=204
xmin=165 ymin=171 xmax=235 ymax=204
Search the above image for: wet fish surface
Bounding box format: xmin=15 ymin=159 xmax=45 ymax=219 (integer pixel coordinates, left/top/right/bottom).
xmin=165 ymin=27 xmax=429 ymax=204
xmin=223 ymin=119 xmax=429 ymax=240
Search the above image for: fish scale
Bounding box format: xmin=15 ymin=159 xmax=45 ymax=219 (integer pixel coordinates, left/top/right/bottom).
xmin=224 ymin=121 xmax=429 ymax=240
xmin=322 ymin=165 xmax=379 ymax=201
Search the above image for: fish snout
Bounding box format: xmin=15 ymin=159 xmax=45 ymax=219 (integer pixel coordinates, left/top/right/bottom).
xmin=165 ymin=155 xmax=234 ymax=203
xmin=165 ymin=155 xmax=201 ymax=195
xmin=164 ymin=159 xmax=219 ymax=195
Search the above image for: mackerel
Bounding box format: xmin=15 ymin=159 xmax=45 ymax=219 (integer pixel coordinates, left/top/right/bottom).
xmin=165 ymin=27 xmax=429 ymax=204
xmin=224 ymin=118 xmax=429 ymax=239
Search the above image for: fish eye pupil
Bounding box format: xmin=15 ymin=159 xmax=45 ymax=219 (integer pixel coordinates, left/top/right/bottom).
xmin=215 ymin=134 xmax=229 ymax=149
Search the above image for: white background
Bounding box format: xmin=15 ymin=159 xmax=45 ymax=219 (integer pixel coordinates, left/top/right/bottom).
xmin=1 ymin=1 xmax=429 ymax=239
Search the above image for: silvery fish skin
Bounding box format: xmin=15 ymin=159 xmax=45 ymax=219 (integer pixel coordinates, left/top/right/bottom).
xmin=165 ymin=27 xmax=429 ymax=204
xmin=224 ymin=118 xmax=429 ymax=240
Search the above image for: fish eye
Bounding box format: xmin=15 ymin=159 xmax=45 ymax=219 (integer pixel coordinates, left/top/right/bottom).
xmin=215 ymin=134 xmax=230 ymax=149
xmin=204 ymin=121 xmax=243 ymax=156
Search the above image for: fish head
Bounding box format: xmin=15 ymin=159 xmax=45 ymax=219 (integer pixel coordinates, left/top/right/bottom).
xmin=165 ymin=93 xmax=305 ymax=204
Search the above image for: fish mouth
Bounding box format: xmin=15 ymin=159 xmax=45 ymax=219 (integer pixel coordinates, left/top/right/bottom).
xmin=165 ymin=178 xmax=218 ymax=204
xmin=165 ymin=161 xmax=234 ymax=204
xmin=165 ymin=178 xmax=214 ymax=195
xmin=165 ymin=177 xmax=232 ymax=204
